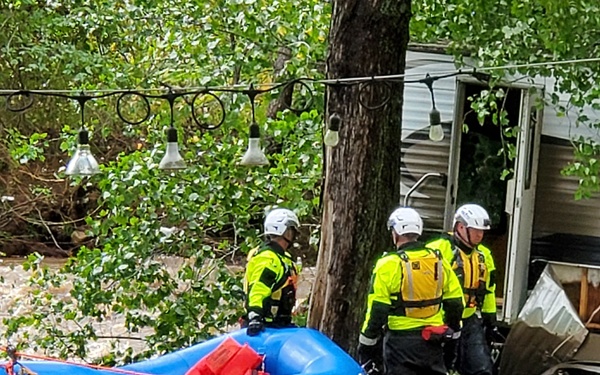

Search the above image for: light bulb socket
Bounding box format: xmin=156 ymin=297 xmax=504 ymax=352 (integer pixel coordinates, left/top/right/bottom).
xmin=328 ymin=113 xmax=341 ymax=132
xmin=166 ymin=127 xmax=178 ymax=142
xmin=429 ymin=108 xmax=441 ymax=126
xmin=249 ymin=123 xmax=260 ymax=139
xmin=78 ymin=129 xmax=90 ymax=145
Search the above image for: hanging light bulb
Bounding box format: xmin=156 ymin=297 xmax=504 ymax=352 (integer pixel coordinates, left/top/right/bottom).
xmin=324 ymin=113 xmax=341 ymax=147
xmin=159 ymin=126 xmax=187 ymax=170
xmin=240 ymin=122 xmax=269 ymax=166
xmin=428 ymin=108 xmax=444 ymax=142
xmin=65 ymin=129 xmax=100 ymax=176
xmin=424 ymin=74 xmax=444 ymax=142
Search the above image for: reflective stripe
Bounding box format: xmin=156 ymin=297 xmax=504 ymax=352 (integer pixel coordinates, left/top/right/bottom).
xmin=359 ymin=334 xmax=379 ymax=346
xmin=436 ymin=257 xmax=443 ymax=299
xmin=404 ymin=258 xmax=415 ymax=302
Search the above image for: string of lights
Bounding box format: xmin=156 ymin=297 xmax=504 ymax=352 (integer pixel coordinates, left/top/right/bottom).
xmin=1 ymin=56 xmax=599 ymax=176
xmin=3 ymin=56 xmax=599 ymax=95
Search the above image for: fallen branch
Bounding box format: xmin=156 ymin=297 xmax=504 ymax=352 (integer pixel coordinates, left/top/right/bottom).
xmin=36 ymin=208 xmax=65 ymax=252
xmin=19 ymin=169 xmax=66 ymax=183
xmin=11 ymin=204 xmax=103 ymax=227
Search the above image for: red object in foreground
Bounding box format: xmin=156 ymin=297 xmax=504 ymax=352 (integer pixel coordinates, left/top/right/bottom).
xmin=185 ymin=337 xmax=266 ymax=375
xmin=421 ymin=325 xmax=449 ymax=341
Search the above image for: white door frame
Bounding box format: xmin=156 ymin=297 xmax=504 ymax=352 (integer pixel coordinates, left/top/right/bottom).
xmin=444 ymin=78 xmax=544 ymax=323
xmin=502 ymin=88 xmax=544 ymax=323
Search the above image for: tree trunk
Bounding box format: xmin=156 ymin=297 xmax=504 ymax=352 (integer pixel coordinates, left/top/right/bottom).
xmin=308 ymin=0 xmax=412 ymax=353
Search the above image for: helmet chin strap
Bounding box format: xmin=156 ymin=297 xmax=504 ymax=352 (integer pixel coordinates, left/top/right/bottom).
xmin=280 ymin=227 xmax=297 ymax=249
xmin=282 ymin=235 xmax=292 ymax=248
xmin=456 ymin=227 xmax=476 ymax=249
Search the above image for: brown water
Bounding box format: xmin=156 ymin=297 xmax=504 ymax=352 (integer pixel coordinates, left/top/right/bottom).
xmin=0 ymin=257 xmax=315 ymax=361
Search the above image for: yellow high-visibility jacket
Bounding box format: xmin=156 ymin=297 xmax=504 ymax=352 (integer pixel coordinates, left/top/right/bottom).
xmin=360 ymin=241 xmax=464 ymax=343
xmin=243 ymin=242 xmax=298 ymax=324
xmin=428 ymin=234 xmax=496 ymax=319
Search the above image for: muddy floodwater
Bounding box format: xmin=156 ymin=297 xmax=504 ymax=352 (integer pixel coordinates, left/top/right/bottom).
xmin=0 ymin=257 xmax=315 ymax=361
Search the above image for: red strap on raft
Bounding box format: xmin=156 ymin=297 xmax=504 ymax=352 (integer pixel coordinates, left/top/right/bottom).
xmin=185 ymin=337 xmax=267 ymax=375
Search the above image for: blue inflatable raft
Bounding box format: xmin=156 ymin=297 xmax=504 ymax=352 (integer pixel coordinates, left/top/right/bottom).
xmin=1 ymin=328 xmax=365 ymax=375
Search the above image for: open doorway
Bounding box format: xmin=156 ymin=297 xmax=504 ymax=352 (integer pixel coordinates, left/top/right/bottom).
xmin=455 ymin=82 xmax=523 ymax=299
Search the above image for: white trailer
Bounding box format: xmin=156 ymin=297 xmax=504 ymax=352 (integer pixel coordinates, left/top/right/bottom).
xmin=400 ymin=46 xmax=600 ymax=332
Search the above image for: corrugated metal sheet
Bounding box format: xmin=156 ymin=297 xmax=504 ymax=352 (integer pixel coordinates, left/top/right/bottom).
xmin=533 ymin=140 xmax=600 ymax=237
xmin=500 ymin=265 xmax=588 ymax=375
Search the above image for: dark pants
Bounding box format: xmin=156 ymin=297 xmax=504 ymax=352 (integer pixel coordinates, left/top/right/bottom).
xmin=384 ymin=330 xmax=447 ymax=375
xmin=455 ymin=315 xmax=493 ymax=375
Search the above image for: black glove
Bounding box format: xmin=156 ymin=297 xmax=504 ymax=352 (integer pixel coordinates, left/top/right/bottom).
xmin=246 ymin=313 xmax=265 ymax=336
xmin=361 ymin=359 xmax=383 ymax=375
xmin=357 ymin=340 xmax=383 ymax=374
xmin=357 ymin=343 xmax=378 ymax=365
xmin=482 ymin=313 xmax=501 ymax=346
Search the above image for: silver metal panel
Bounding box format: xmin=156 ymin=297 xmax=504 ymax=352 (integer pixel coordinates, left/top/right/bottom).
xmin=499 ymin=264 xmax=588 ymax=375
xmin=533 ymin=141 xmax=600 ymax=237
xmin=520 ymin=265 xmax=586 ymax=336
xmin=405 ymin=50 xmax=455 ymax=70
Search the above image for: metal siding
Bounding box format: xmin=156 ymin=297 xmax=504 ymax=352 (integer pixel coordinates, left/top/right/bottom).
xmin=400 ymin=54 xmax=456 ymax=231
xmin=401 ymin=51 xmax=600 ymax=236
xmin=401 ymin=126 xmax=452 ymax=229
xmin=533 ymin=141 xmax=600 ymax=237
xmin=541 ymin=77 xmax=600 ymax=141
xmin=405 ymin=50 xmax=455 ymax=70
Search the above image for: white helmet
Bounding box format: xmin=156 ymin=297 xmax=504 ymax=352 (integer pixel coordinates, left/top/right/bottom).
xmin=264 ymin=208 xmax=300 ymax=236
xmin=387 ymin=207 xmax=423 ymax=236
xmin=454 ymin=204 xmax=491 ymax=230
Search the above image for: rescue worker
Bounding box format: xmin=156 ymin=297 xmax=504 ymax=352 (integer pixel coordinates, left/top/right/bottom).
xmin=427 ymin=203 xmax=497 ymax=375
xmin=357 ymin=207 xmax=464 ymax=375
xmin=243 ymin=208 xmax=300 ymax=336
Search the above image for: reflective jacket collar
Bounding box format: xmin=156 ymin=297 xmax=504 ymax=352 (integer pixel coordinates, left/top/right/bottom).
xmin=265 ymin=240 xmax=286 ymax=256
xmin=396 ymin=240 xmax=425 ymax=252
xmin=453 ymin=235 xmax=474 ymax=254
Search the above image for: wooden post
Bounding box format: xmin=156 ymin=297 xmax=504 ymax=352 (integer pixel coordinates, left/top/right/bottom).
xmin=580 ymin=268 xmax=589 ymax=321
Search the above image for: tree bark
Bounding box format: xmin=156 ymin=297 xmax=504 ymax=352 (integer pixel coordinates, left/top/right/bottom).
xmin=267 ymin=46 xmax=293 ymax=118
xmin=308 ymin=0 xmax=412 ymax=353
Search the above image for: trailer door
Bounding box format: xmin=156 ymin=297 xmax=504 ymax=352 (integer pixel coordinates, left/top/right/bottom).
xmin=502 ymin=89 xmax=543 ymax=323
